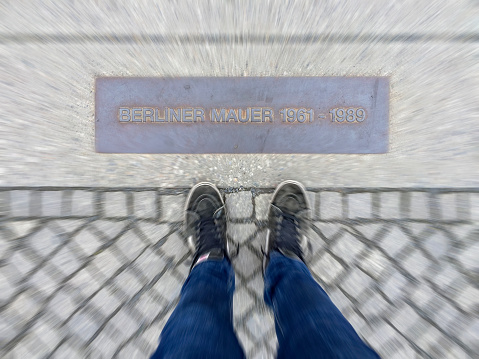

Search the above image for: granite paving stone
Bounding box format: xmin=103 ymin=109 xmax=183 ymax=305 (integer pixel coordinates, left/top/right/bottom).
xmin=68 ymin=267 xmax=103 ymax=299
xmin=71 ymin=191 xmax=95 ymax=217
xmin=380 ymin=226 xmax=410 ymax=257
xmin=152 ymin=271 xmax=182 ymax=304
xmin=28 ymin=225 xmax=65 ymax=258
xmin=237 ymin=328 xmax=255 ymax=355
xmin=433 ymin=263 xmax=464 ymax=292
xmin=380 ymin=192 xmax=401 ymax=219
xmin=113 ymin=269 xmax=144 ymax=301
xmin=254 ymin=194 xmax=272 ymax=221
xmin=226 ymin=192 xmax=253 ymax=219
xmin=90 ymin=249 xmax=123 ymax=279
xmin=348 ymin=192 xmax=372 ymax=219
xmin=92 ymin=220 xmax=126 ymax=240
xmin=133 ymin=247 xmax=168 ymax=283
xmin=410 ymin=283 xmax=437 ymax=310
xmin=135 ymin=222 xmax=170 ymax=245
xmin=0 ymin=191 xmax=9 ymax=216
xmin=245 ymin=312 xmax=274 ymax=339
xmin=454 ymin=285 xmax=479 ymax=312
xmin=439 ymin=193 xmax=461 ymax=221
xmin=67 ymin=308 xmax=102 ymax=344
xmin=327 ymin=288 xmax=354 ymax=314
xmin=311 ymin=252 xmax=344 ymax=285
xmin=50 ymin=244 xmax=82 ymax=277
xmin=0 ymin=272 xmax=16 ymax=303
xmin=8 ymin=249 xmax=36 ymax=277
xmin=359 ymin=247 xmax=390 ymax=279
xmin=233 ymin=246 xmax=260 ymax=279
xmin=159 ymin=232 xmax=189 ymax=262
xmin=47 ymin=291 xmax=78 ymax=322
xmin=408 ymin=192 xmax=431 ymax=220
xmin=381 ymin=270 xmax=409 ymax=304
xmin=88 ymin=330 xmax=120 ymax=359
xmin=319 ymin=191 xmax=343 ymax=220
xmin=52 ymin=341 xmax=84 ymax=358
xmin=460 ymin=319 xmax=479 ymax=353
xmin=233 ymin=287 xmax=255 ymax=319
xmin=135 ymin=291 xmax=166 ymax=319
xmin=330 ymin=231 xmax=365 ymax=264
xmin=133 ymin=191 xmax=157 ymax=219
xmin=72 ymin=227 xmax=103 ymax=257
xmin=227 ymin=223 xmax=257 ymax=244
xmin=30 ymin=320 xmax=63 ymax=353
xmin=458 ymin=241 xmax=479 ymax=273
xmin=160 ymin=195 xmax=185 ymax=222
xmin=422 ymin=230 xmax=449 ymax=260
xmin=9 ymin=191 xmax=31 ymax=217
xmin=114 ymin=229 xmax=145 ymax=261
xmin=403 ymin=249 xmax=431 ymax=279
xmin=341 ymin=268 xmax=373 ymax=298
xmin=4 ymin=220 xmax=38 ymax=239
xmin=471 ymin=194 xmax=479 ymax=222
xmin=103 ymin=191 xmax=128 ymax=218
xmin=41 ymin=191 xmax=63 ymax=217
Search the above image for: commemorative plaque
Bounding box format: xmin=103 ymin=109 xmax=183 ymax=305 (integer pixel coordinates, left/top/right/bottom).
xmin=95 ymin=77 xmax=388 ymax=153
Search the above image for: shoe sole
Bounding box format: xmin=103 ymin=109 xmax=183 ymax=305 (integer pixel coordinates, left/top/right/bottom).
xmin=184 ymin=182 xmax=228 ymax=254
xmin=264 ymin=180 xmax=311 ymax=272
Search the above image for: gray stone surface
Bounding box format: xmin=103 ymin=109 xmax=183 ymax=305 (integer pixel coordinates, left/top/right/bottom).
xmin=0 ymin=191 xmax=8 ymax=216
xmin=41 ymin=191 xmax=63 ymax=217
xmin=408 ymin=192 xmax=431 ymax=220
xmin=348 ymin=193 xmax=372 ymax=219
xmin=471 ymin=194 xmax=479 ymax=222
xmin=9 ymin=191 xmax=30 ymax=217
xmin=103 ymin=191 xmax=128 ymax=218
xmin=380 ymin=192 xmax=401 ymax=218
xmin=71 ymin=191 xmax=95 ymax=216
xmin=226 ymin=192 xmax=253 ymax=219
xmin=0 ymin=187 xmax=477 ymax=358
xmin=319 ymin=191 xmax=343 ymax=220
xmin=0 ymin=2 xmax=478 ymax=188
xmin=133 ymin=191 xmax=157 ymax=219
xmin=254 ymin=194 xmax=272 ymax=221
xmin=160 ymin=195 xmax=185 ymax=222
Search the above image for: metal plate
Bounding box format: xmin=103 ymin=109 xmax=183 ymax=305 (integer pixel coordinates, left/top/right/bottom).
xmin=95 ymin=77 xmax=389 ymax=153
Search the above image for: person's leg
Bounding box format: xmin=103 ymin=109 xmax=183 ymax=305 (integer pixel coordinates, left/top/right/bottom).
xmin=151 ymin=257 xmax=244 ymax=359
xmin=262 ymin=180 xmax=379 ymax=359
xmin=150 ymin=182 xmax=245 ymax=359
xmin=264 ymin=252 xmax=379 ymax=358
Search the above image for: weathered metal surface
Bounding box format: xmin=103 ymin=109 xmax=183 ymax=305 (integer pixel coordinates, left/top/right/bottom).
xmin=95 ymin=77 xmax=389 ymax=153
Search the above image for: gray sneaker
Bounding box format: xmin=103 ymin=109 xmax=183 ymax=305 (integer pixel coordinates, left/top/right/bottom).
xmin=263 ymin=180 xmax=311 ymax=273
xmin=184 ymin=182 xmax=228 ymax=271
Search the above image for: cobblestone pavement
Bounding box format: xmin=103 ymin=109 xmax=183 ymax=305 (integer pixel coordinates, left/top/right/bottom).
xmin=0 ymin=187 xmax=478 ymax=358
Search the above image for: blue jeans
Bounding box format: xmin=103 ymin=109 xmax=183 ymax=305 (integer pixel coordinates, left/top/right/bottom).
xmin=151 ymin=252 xmax=380 ymax=358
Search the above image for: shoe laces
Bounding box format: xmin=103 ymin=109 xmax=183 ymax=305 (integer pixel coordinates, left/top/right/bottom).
xmin=274 ymin=212 xmax=303 ymax=259
xmin=195 ymin=216 xmax=224 ymax=255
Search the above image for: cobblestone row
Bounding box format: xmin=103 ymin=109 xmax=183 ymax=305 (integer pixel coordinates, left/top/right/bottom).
xmin=0 ymin=188 xmax=477 ymax=358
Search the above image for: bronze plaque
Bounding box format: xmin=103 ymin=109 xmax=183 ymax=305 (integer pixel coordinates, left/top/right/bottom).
xmin=95 ymin=77 xmax=389 ymax=153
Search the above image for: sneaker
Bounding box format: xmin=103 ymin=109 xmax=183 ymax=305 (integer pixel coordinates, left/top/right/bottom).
xmin=263 ymin=180 xmax=311 ymax=273
xmin=184 ymin=182 xmax=228 ymax=271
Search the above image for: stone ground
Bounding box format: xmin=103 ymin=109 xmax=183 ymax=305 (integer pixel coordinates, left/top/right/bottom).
xmin=0 ymin=187 xmax=478 ymax=358
xmin=0 ymin=1 xmax=478 ymax=358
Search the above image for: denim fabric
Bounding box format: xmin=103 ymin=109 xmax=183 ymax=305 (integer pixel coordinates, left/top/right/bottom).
xmin=264 ymin=252 xmax=380 ymax=358
xmin=152 ymin=252 xmax=380 ymax=359
xmin=151 ymin=258 xmax=245 ymax=359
